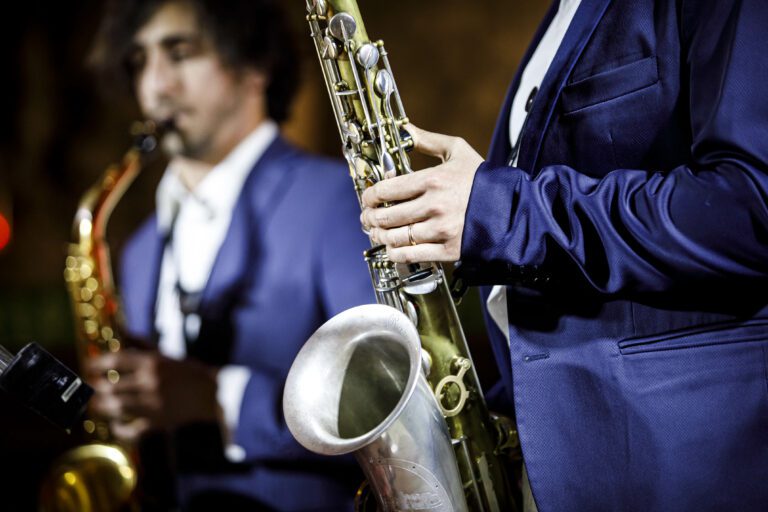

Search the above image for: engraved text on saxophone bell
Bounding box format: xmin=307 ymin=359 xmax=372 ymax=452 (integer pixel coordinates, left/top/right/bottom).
xmin=370 ymin=458 xmax=451 ymax=511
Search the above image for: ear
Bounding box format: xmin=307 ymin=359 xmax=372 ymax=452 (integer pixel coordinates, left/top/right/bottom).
xmin=244 ymin=68 xmax=268 ymax=93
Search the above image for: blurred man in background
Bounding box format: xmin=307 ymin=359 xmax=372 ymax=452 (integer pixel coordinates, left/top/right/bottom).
xmin=87 ymin=0 xmax=372 ymax=510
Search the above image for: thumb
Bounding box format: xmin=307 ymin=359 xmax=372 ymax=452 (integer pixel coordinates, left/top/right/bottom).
xmin=405 ymin=123 xmax=456 ymax=162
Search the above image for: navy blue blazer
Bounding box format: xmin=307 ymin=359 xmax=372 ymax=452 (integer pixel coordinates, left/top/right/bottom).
xmin=119 ymin=136 xmax=374 ymax=511
xmin=461 ymin=1 xmax=768 ymax=511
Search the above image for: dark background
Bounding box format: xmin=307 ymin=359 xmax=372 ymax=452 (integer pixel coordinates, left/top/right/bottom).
xmin=0 ymin=1 xmax=548 ymax=509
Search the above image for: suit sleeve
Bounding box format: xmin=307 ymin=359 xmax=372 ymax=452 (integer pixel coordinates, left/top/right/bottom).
xmin=461 ymin=0 xmax=768 ymax=296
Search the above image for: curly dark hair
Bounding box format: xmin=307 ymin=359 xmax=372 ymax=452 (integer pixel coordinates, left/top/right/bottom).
xmin=89 ymin=0 xmax=300 ymax=123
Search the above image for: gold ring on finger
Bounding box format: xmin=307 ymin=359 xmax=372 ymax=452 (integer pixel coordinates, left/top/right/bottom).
xmin=408 ymin=223 xmax=417 ymax=246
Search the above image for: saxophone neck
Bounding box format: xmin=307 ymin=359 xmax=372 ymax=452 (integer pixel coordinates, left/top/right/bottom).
xmin=66 ymin=121 xmax=163 ymax=347
xmin=71 ymin=121 xmax=164 ymax=247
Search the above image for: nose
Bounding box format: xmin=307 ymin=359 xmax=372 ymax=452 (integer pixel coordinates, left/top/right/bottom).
xmin=137 ymin=51 xmax=179 ymax=117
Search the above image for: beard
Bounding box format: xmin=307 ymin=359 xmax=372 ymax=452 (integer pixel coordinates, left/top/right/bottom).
xmin=148 ymin=104 xmax=200 ymax=157
xmin=159 ymin=120 xmax=214 ymax=161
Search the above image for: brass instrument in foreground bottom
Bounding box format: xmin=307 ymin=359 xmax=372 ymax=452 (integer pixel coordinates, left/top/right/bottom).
xmin=40 ymin=122 xmax=164 ymax=512
xmin=39 ymin=444 xmax=136 ymax=512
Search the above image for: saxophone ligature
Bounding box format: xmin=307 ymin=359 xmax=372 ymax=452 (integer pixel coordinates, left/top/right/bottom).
xmin=39 ymin=121 xmax=165 ymax=512
xmin=283 ymin=2 xmax=519 ymax=511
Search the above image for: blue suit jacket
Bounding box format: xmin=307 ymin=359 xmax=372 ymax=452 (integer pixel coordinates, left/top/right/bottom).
xmin=461 ymin=1 xmax=768 ymax=511
xmin=119 ymin=136 xmax=374 ymax=511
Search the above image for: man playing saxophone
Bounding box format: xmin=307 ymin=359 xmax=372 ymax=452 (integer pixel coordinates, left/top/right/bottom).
xmin=361 ymin=1 xmax=768 ymax=511
xmin=86 ymin=0 xmax=372 ymax=510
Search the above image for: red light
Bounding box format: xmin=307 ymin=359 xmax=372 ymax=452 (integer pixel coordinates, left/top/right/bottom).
xmin=0 ymin=214 xmax=10 ymax=251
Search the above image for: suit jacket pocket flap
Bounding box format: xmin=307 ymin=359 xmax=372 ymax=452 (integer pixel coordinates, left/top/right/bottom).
xmin=618 ymin=319 xmax=768 ymax=355
xmin=561 ymin=55 xmax=659 ymax=114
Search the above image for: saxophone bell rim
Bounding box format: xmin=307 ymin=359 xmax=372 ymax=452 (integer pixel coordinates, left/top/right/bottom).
xmin=283 ymin=304 xmax=423 ymax=456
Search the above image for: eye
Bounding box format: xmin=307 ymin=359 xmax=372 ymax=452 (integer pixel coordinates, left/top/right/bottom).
xmin=169 ymin=42 xmax=196 ymax=62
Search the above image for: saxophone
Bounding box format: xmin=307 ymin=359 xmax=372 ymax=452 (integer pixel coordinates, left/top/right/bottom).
xmin=39 ymin=122 xmax=164 ymax=512
xmin=283 ymin=2 xmax=519 ymax=510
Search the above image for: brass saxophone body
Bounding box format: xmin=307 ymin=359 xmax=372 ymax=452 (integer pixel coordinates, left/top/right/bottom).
xmin=284 ymin=2 xmax=519 ymax=511
xmin=40 ymin=122 xmax=163 ymax=512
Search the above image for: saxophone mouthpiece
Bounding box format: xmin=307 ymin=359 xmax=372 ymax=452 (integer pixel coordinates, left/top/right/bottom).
xmin=129 ymin=119 xmax=164 ymax=154
xmin=130 ymin=118 xmax=183 ymax=156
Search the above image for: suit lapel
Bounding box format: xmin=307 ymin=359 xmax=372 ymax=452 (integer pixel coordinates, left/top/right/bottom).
xmin=516 ymin=0 xmax=613 ymax=172
xmin=121 ymin=215 xmax=165 ymax=343
xmin=198 ymin=136 xmax=297 ymax=319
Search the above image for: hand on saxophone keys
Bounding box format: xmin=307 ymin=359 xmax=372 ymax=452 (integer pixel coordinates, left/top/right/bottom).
xmin=360 ymin=124 xmax=484 ymax=264
xmin=86 ymin=349 xmax=220 ymax=443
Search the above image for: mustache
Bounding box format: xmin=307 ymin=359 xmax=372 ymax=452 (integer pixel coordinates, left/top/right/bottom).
xmin=145 ymin=103 xmax=194 ymax=126
xmin=148 ymin=117 xmax=176 ymax=135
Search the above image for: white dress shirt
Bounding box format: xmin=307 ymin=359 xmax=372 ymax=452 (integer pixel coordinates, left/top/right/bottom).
xmin=154 ymin=120 xmax=278 ymax=462
xmin=487 ymin=0 xmax=582 ymax=346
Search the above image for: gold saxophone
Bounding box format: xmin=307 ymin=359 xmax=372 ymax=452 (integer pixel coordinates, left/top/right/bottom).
xmin=39 ymin=122 xmax=164 ymax=512
xmin=283 ymin=2 xmax=520 ymax=511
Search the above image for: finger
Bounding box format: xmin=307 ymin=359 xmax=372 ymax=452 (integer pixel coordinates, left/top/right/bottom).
xmin=104 ymin=372 xmax=150 ymax=394
xmin=118 ymin=394 xmax=161 ymax=418
xmin=377 ymin=220 xmax=433 ymax=249
xmin=405 ymin=123 xmax=459 ymax=162
xmin=375 ymin=225 xmax=410 ymax=248
xmin=111 ymin=417 xmax=151 ymax=444
xmin=93 ymin=374 xmax=158 ymax=406
xmin=85 ymin=353 xmax=118 ymax=375
xmin=87 ymin=366 xmax=135 ymax=391
xmin=90 ymin=392 xmax=130 ymax=420
xmin=361 ymin=172 xmax=425 ymax=208
xmin=386 ymin=243 xmax=456 ymax=264
xmin=87 ymin=350 xmax=145 ymax=374
xmin=362 ymin=198 xmax=431 ymax=230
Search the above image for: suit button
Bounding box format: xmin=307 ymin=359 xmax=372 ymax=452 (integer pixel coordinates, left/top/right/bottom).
xmin=525 ymin=87 xmax=538 ymax=113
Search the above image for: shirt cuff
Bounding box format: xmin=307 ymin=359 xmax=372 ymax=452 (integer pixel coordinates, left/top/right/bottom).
xmin=216 ymin=365 xmax=252 ymax=462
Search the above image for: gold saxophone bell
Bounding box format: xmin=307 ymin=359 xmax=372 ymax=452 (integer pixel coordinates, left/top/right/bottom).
xmin=39 ymin=122 xmax=165 ymax=512
xmin=39 ymin=444 xmax=136 ymax=512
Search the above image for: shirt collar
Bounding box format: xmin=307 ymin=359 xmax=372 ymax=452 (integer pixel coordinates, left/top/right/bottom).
xmin=156 ymin=120 xmax=279 ymax=233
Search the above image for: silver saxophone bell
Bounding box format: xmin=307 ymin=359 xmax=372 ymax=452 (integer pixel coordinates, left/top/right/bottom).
xmin=283 ymin=304 xmax=469 ymax=511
